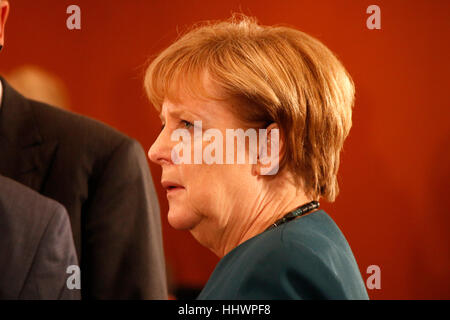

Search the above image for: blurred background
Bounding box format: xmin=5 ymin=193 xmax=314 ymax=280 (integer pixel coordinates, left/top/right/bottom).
xmin=1 ymin=0 xmax=448 ymax=299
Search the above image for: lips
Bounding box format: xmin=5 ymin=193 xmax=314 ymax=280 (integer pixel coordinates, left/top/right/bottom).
xmin=161 ymin=180 xmax=185 ymax=193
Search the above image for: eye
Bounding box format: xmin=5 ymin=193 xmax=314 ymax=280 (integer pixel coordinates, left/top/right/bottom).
xmin=181 ymin=120 xmax=194 ymax=129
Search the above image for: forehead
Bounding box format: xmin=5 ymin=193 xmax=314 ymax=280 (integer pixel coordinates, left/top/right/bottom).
xmin=160 ymin=96 xmax=223 ymax=120
xmin=158 ymin=71 xmax=249 ymax=128
xmin=161 ymin=70 xmax=223 ymax=114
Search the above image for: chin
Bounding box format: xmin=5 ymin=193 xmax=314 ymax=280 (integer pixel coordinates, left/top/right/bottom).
xmin=167 ymin=207 xmax=201 ymax=230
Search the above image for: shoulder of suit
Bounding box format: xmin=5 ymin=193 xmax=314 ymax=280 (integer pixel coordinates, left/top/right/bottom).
xmin=244 ymin=211 xmax=347 ymax=268
xmin=0 ymin=175 xmax=68 ymax=229
xmin=28 ymin=99 xmax=134 ymax=148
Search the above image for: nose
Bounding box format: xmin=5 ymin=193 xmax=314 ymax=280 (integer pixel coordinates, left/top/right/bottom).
xmin=148 ymin=129 xmax=173 ymax=166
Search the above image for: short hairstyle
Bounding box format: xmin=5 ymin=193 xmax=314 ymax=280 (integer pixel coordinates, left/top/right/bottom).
xmin=144 ymin=14 xmax=354 ymax=202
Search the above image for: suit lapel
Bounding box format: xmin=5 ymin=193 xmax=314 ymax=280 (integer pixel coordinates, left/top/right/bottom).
xmin=0 ymin=77 xmax=58 ymax=192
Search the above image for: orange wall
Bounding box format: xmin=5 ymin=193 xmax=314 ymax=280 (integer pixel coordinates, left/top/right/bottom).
xmin=2 ymin=0 xmax=449 ymax=299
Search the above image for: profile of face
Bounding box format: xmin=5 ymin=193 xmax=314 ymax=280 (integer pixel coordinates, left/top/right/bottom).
xmin=148 ymin=90 xmax=270 ymax=251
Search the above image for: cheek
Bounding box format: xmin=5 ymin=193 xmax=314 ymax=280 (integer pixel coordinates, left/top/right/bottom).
xmin=194 ymin=163 xmax=254 ymax=211
xmin=184 ymin=165 xmax=217 ymax=209
xmin=166 ymin=165 xmax=213 ymax=230
xmin=167 ymin=162 xmax=255 ymax=230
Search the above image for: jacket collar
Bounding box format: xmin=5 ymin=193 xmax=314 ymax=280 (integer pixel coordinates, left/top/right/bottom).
xmin=0 ymin=77 xmax=57 ymax=191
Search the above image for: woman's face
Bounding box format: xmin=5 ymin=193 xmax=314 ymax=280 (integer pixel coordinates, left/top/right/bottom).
xmin=148 ymin=93 xmax=260 ymax=250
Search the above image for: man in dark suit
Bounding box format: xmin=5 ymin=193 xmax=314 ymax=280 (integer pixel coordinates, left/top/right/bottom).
xmin=0 ymin=175 xmax=80 ymax=299
xmin=0 ymin=1 xmax=167 ymax=299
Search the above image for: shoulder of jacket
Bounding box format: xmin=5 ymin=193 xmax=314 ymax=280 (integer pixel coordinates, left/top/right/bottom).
xmin=28 ymin=99 xmax=136 ymax=154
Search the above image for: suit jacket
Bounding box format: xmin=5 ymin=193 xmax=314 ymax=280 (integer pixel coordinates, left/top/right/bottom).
xmin=0 ymin=78 xmax=167 ymax=299
xmin=198 ymin=210 xmax=369 ymax=300
xmin=0 ymin=175 xmax=80 ymax=299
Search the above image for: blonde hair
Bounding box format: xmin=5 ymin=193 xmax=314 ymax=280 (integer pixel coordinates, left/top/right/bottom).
xmin=144 ymin=14 xmax=354 ymax=202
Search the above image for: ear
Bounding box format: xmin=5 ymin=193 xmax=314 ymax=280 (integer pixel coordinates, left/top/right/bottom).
xmin=0 ymin=1 xmax=10 ymax=48
xmin=252 ymin=123 xmax=285 ymax=177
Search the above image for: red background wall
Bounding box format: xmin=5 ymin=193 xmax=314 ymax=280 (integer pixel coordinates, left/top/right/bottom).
xmin=1 ymin=0 xmax=449 ymax=299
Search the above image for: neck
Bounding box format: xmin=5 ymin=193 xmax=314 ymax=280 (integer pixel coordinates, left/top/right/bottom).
xmin=204 ymin=174 xmax=312 ymax=258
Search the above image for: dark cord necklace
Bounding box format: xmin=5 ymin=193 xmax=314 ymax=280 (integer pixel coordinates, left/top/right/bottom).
xmin=265 ymin=200 xmax=320 ymax=231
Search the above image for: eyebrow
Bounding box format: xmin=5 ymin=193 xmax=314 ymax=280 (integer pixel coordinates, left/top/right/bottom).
xmin=159 ymin=108 xmax=207 ymax=124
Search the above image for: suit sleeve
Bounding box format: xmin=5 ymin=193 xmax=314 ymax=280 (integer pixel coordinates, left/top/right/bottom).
xmin=19 ymin=203 xmax=81 ymax=300
xmin=82 ymin=138 xmax=167 ymax=299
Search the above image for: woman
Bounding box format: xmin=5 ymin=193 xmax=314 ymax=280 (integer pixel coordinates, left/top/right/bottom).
xmin=145 ymin=15 xmax=369 ymax=299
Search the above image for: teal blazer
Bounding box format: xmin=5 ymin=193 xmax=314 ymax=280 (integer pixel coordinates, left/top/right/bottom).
xmin=197 ymin=210 xmax=369 ymax=299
